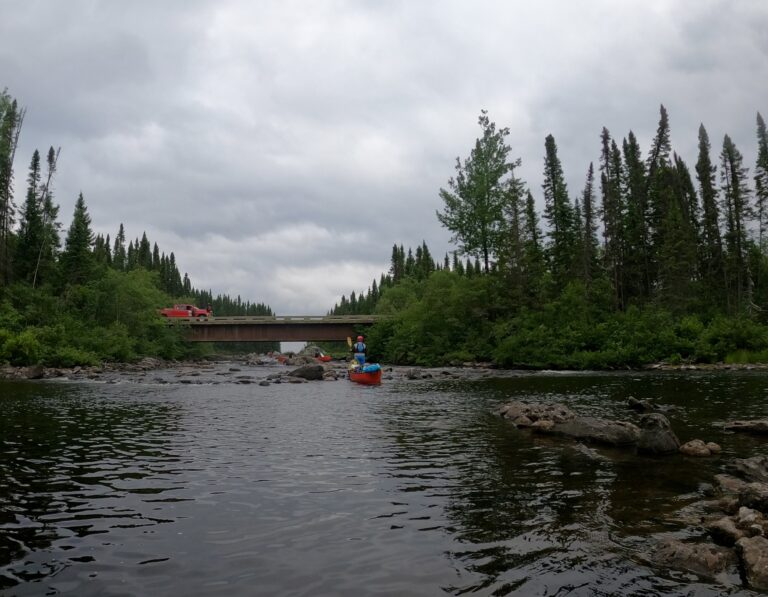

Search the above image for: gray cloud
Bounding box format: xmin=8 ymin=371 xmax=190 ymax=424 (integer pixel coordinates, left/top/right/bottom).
xmin=2 ymin=0 xmax=767 ymax=313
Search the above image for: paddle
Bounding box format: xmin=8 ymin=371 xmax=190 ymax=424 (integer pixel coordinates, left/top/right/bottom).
xmin=347 ymin=336 xmax=356 ymax=369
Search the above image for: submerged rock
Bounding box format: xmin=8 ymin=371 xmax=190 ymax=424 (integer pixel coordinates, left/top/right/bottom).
xmin=725 ymin=420 xmax=768 ymax=435
xmin=628 ymin=396 xmax=654 ymax=412
xmin=653 ymin=539 xmax=736 ymax=578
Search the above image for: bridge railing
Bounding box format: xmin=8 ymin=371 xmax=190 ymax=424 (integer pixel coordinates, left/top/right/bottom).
xmin=165 ymin=315 xmax=380 ymax=325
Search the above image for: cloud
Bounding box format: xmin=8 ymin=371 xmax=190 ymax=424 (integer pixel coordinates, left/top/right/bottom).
xmin=2 ymin=0 xmax=767 ymax=312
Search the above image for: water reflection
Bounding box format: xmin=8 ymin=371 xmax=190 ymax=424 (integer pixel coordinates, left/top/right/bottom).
xmin=2 ymin=371 xmax=768 ymax=595
xmin=1 ymin=381 xmax=184 ymax=590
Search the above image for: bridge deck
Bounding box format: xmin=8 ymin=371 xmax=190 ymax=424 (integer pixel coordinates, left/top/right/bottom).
xmin=167 ymin=315 xmax=378 ymax=342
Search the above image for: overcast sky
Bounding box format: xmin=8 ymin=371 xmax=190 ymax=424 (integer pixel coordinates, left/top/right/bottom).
xmin=2 ymin=0 xmax=767 ymax=314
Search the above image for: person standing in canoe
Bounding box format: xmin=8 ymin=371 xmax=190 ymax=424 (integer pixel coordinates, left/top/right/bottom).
xmin=351 ymin=335 xmax=367 ymax=368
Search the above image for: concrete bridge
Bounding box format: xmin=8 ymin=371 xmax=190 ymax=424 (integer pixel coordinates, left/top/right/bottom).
xmin=168 ymin=315 xmax=378 ymax=342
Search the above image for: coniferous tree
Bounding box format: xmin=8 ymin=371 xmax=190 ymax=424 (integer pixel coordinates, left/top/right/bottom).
xmin=579 ymin=162 xmax=599 ymax=286
xmin=695 ymin=124 xmax=725 ymax=308
xmin=60 ymin=192 xmax=94 ymax=285
xmin=113 ymin=223 xmax=127 ymax=271
xmin=655 ymin=156 xmax=699 ymax=311
xmin=645 ymin=105 xmax=673 ymax=285
xmin=720 ymin=134 xmax=752 ymax=311
xmin=542 ymin=134 xmax=577 ymax=290
xmin=152 ymin=242 xmax=160 ymax=270
xmin=622 ymin=131 xmax=650 ymax=302
xmin=755 ymin=113 xmax=768 ymax=252
xmin=600 ymin=128 xmax=625 ymax=309
xmin=14 ymin=150 xmax=44 ymax=282
xmin=0 ymin=92 xmax=24 ymax=284
xmin=521 ymin=189 xmax=546 ymax=303
xmin=33 ymin=147 xmax=62 ymax=287
xmin=137 ymin=232 xmax=152 ymax=269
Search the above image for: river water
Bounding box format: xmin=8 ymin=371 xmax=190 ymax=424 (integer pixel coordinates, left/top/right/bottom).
xmin=1 ymin=366 xmax=768 ymax=596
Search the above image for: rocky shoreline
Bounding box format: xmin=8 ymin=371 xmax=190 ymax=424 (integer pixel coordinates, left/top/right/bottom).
xmin=497 ymin=398 xmax=768 ymax=590
xmin=2 ymin=354 xmax=767 ymax=385
xmin=0 ymin=354 xmax=509 ymax=385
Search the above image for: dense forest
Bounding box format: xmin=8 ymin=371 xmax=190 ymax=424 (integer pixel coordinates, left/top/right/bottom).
xmin=0 ymin=89 xmax=274 ymax=366
xmin=332 ymin=107 xmax=768 ymax=368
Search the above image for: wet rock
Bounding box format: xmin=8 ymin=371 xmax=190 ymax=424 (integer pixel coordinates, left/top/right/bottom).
xmin=715 ymin=474 xmax=749 ymax=495
xmin=637 ymin=413 xmax=680 ymax=454
xmin=322 ymin=370 xmax=338 ymax=381
xmin=404 ymin=368 xmax=420 ymax=380
xmin=628 ymin=396 xmax=654 ymax=412
xmin=545 ymin=417 xmax=641 ymax=446
xmin=707 ymin=442 xmax=722 ymax=454
xmin=20 ymin=365 xmax=45 ymax=380
xmin=729 ymin=456 xmax=768 ymax=484
xmin=288 ymin=364 xmax=324 ymax=380
xmin=736 ymin=536 xmax=768 ymax=590
xmin=229 ymin=367 xmax=241 ymax=372
xmin=286 ymin=376 xmax=307 ymax=384
xmin=680 ymin=439 xmax=717 ymax=457
xmin=740 ymin=483 xmax=768 ymax=513
xmin=708 ymin=516 xmax=746 ymax=546
xmin=258 ymin=380 xmax=270 ymax=386
xmin=497 ymin=401 xmax=576 ymax=425
xmin=725 ymin=420 xmax=768 ymax=435
xmin=286 ymin=355 xmax=315 ymax=366
xmin=237 ymin=379 xmax=252 ymax=384
xmin=654 ymin=539 xmax=736 ymax=578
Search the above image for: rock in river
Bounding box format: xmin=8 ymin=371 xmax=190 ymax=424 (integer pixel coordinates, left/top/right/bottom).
xmin=725 ymin=420 xmax=768 ymax=434
xmin=637 ymin=413 xmax=680 ymax=454
xmin=288 ymin=364 xmax=324 ymax=380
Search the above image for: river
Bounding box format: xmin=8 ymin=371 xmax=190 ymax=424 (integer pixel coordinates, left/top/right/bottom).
xmin=1 ymin=365 xmax=768 ymax=596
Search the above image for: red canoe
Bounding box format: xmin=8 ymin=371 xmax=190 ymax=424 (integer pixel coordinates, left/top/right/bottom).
xmin=349 ymin=365 xmax=382 ymax=385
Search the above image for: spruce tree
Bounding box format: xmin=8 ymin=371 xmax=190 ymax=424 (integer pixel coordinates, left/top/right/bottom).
xmin=579 ymin=162 xmax=599 ymax=286
xmin=622 ymin=131 xmax=650 ymax=302
xmin=600 ymin=128 xmax=625 ymax=309
xmin=14 ymin=150 xmax=44 ymax=282
xmin=0 ymin=93 xmax=24 ymax=284
xmin=720 ymin=135 xmax=752 ymax=311
xmin=113 ymin=223 xmax=127 ymax=271
xmin=542 ymin=134 xmax=577 ymax=290
xmin=755 ymin=113 xmax=768 ymax=252
xmin=522 ymin=190 xmax=546 ymax=303
xmin=60 ymin=192 xmax=95 ymax=285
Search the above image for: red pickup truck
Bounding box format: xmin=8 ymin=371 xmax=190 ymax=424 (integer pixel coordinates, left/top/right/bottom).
xmin=159 ymin=304 xmax=212 ymax=318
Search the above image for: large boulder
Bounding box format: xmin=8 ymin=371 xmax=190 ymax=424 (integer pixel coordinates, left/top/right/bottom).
xmin=736 ymin=536 xmax=768 ymax=590
xmin=288 ymin=364 xmax=324 ymax=380
xmin=542 ymin=417 xmax=641 ymax=446
xmin=637 ymin=413 xmax=680 ymax=454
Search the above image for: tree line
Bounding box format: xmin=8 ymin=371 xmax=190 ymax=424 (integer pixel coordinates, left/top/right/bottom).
xmin=0 ymin=89 xmax=274 ymax=366
xmin=333 ymin=106 xmax=768 ymax=368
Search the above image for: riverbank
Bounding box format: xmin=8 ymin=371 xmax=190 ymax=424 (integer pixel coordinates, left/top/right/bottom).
xmin=0 ymin=354 xmax=510 ymax=385
xmin=3 ymin=355 xmax=768 ymax=384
